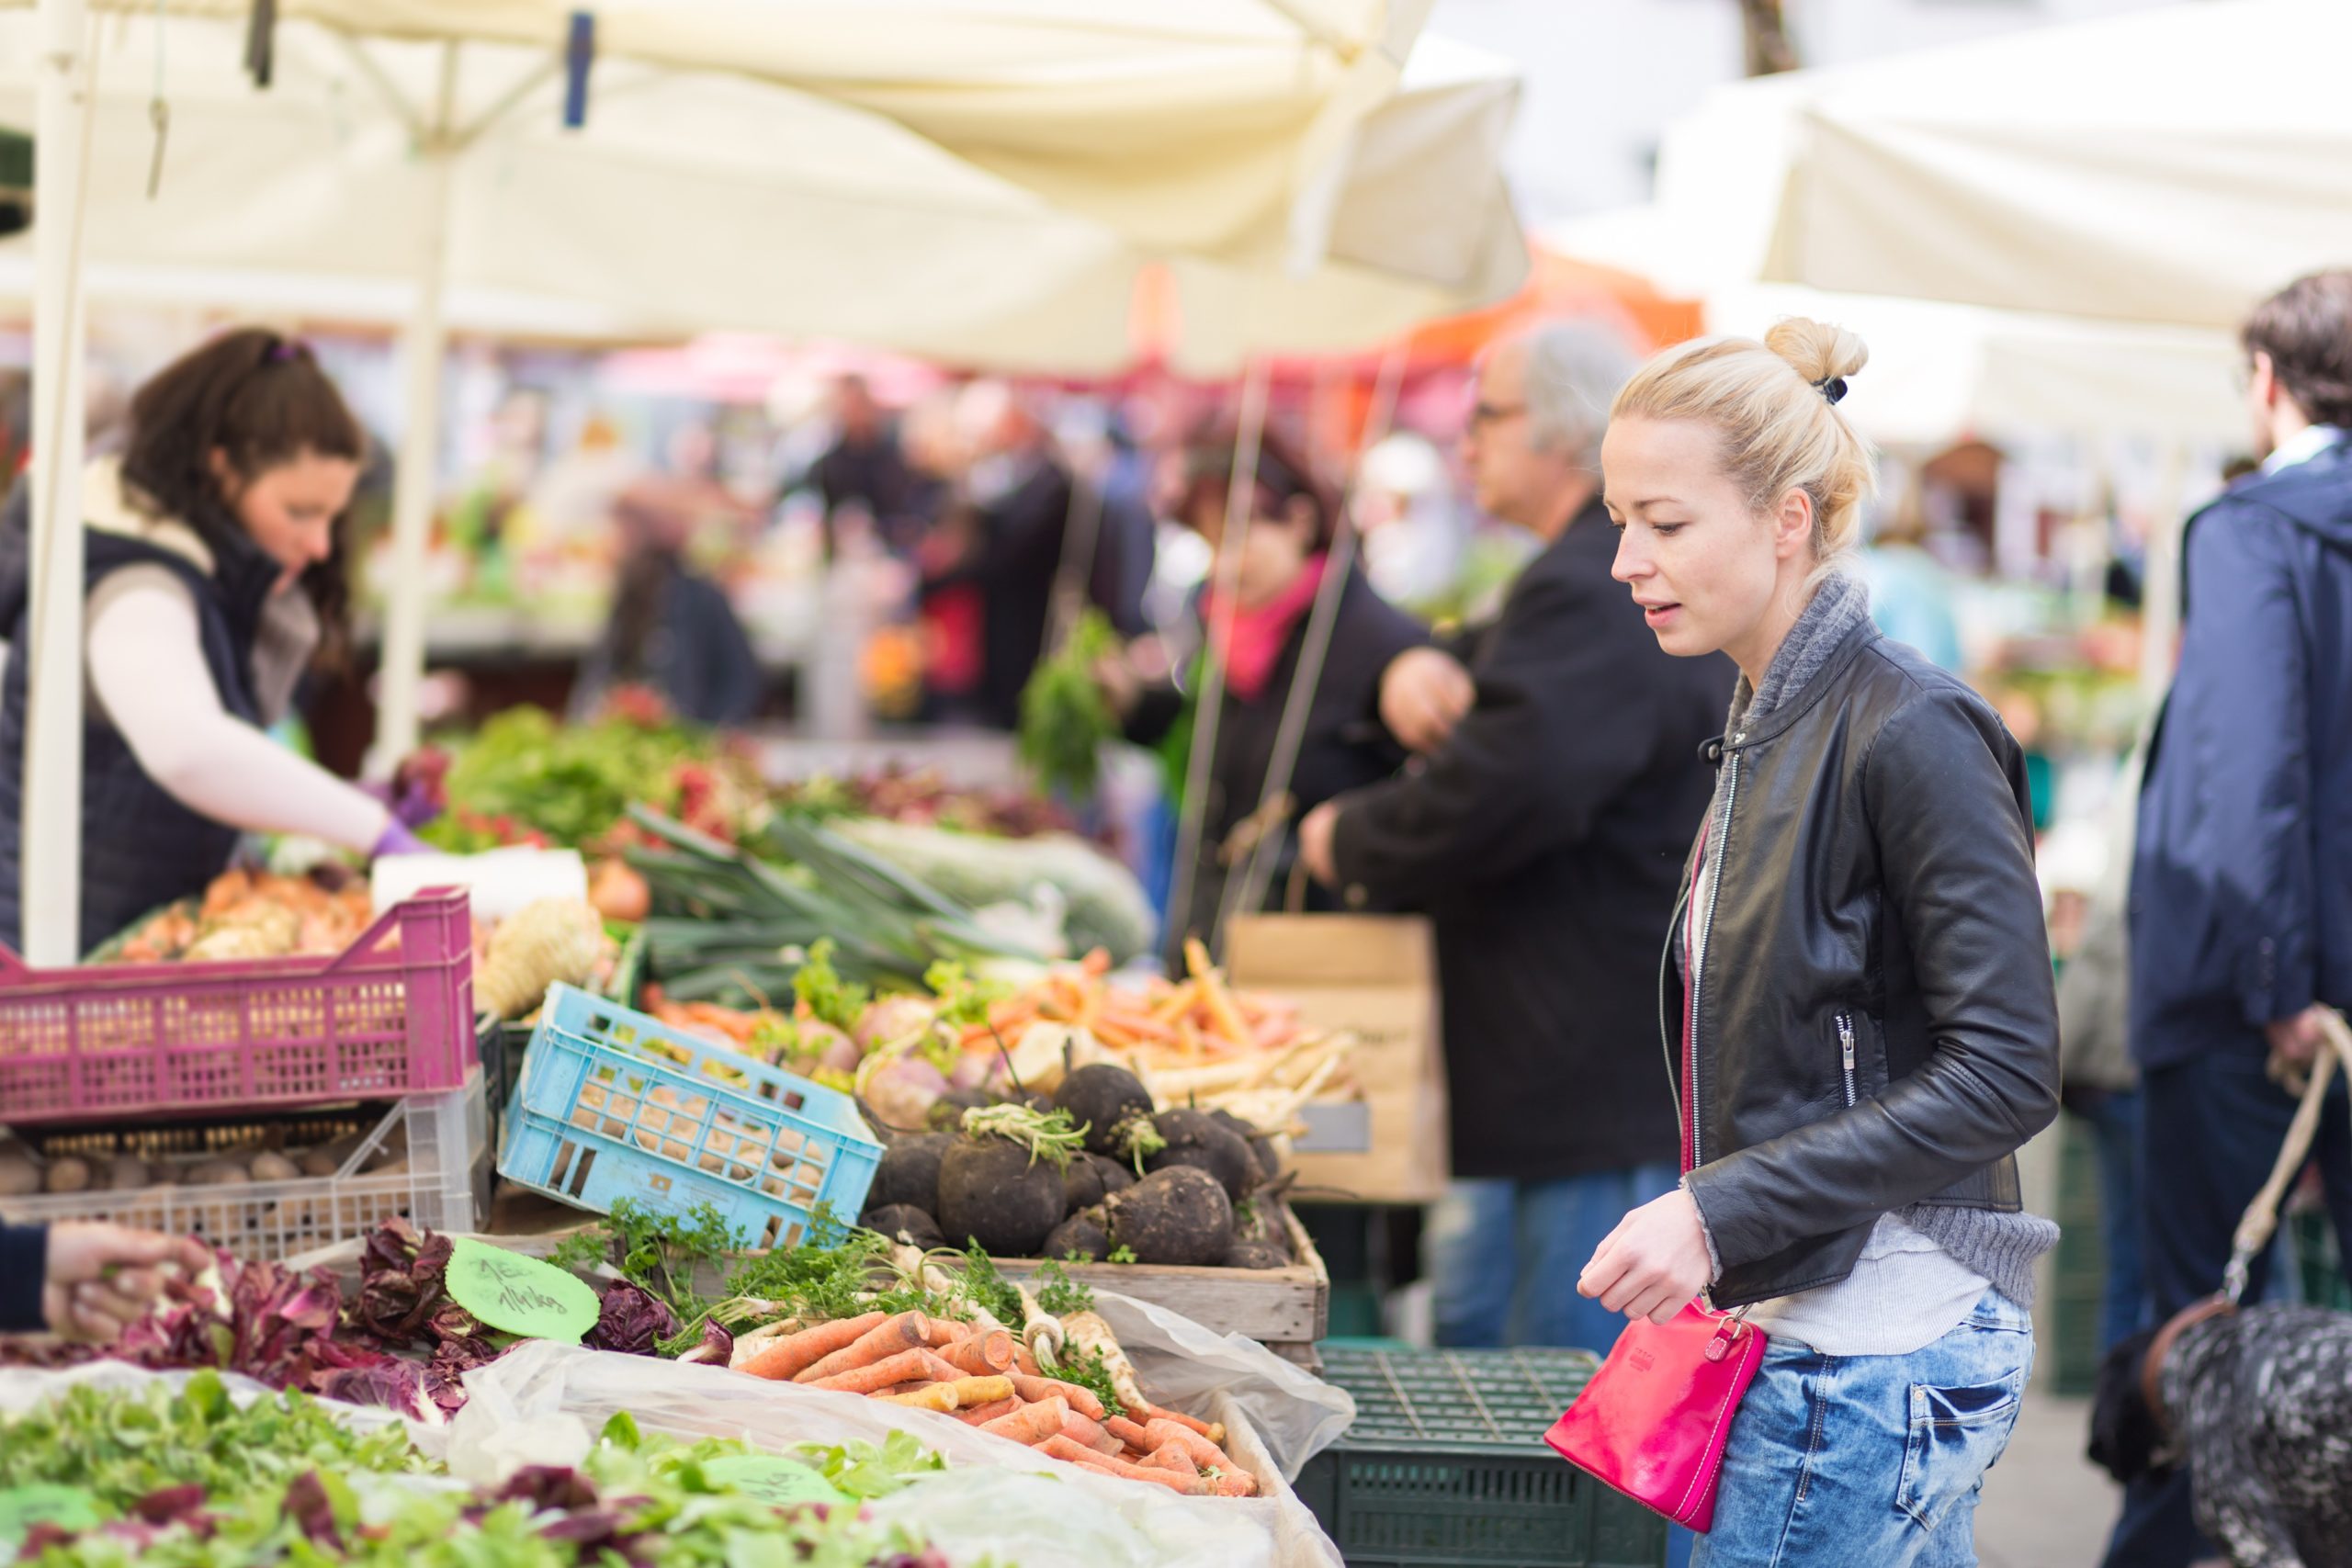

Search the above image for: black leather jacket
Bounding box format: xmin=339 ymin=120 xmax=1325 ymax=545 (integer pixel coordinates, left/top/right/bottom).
xmin=1667 ymin=622 xmax=2061 ymax=1309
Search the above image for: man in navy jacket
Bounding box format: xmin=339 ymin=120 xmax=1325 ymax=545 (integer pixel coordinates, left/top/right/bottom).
xmin=2108 ymin=270 xmax=2352 ymax=1568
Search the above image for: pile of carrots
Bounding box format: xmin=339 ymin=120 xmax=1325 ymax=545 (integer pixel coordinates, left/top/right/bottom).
xmin=729 ymin=1307 xmax=1259 ymax=1498
xmin=957 ymin=942 xmax=1303 ymax=1059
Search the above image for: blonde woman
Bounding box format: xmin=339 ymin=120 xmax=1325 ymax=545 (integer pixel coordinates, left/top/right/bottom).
xmin=1575 ymin=321 xmax=2061 ymax=1565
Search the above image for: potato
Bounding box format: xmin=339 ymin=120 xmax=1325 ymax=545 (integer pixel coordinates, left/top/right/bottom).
xmin=249 ymin=1152 xmax=300 ymax=1183
xmin=298 ymin=1148 xmax=341 ymax=1179
xmin=0 ymin=1154 xmax=41 ymax=1197
xmin=106 ymin=1156 xmax=152 ymax=1190
xmin=186 ymin=1159 xmax=252 ymax=1187
xmin=43 ymin=1156 xmax=92 ymax=1194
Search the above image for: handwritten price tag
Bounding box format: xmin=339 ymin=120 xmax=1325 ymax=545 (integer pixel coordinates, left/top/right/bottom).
xmin=699 ymin=1455 xmax=849 ymax=1510
xmin=0 ymin=1484 xmax=101 ymax=1551
xmin=445 ymin=1239 xmax=600 ymax=1341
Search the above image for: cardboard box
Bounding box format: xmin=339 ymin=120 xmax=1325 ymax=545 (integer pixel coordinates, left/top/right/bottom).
xmin=1225 ymin=912 xmax=1447 ymax=1205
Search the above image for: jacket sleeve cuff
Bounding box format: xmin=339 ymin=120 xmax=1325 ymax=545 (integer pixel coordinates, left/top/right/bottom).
xmin=2242 ymin=936 xmax=2314 ymax=1031
xmin=0 ymin=1223 xmax=49 ymax=1333
xmin=1680 ymin=1175 xmax=1724 ymax=1282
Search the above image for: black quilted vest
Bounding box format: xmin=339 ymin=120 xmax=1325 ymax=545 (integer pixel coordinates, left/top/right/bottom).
xmin=0 ymin=519 xmax=278 ymax=956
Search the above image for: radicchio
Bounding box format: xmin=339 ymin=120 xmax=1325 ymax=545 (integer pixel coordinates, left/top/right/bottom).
xmin=582 ymin=1282 xmax=680 ymax=1356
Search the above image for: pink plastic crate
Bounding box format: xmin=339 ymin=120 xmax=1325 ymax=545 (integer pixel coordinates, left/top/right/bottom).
xmin=0 ymin=888 xmax=476 ymax=1126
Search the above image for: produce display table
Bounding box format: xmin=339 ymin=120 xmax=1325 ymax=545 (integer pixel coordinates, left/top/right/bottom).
xmin=1296 ymin=1346 xmax=1666 ymax=1568
xmin=998 ymin=1203 xmax=1331 ymax=1366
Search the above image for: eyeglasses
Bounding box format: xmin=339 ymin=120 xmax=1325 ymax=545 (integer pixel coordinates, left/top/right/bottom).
xmin=1468 ymin=401 xmax=1528 ymax=430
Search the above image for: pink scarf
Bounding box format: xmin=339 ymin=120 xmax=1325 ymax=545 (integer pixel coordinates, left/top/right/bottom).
xmin=1203 ymin=554 xmax=1329 ymax=702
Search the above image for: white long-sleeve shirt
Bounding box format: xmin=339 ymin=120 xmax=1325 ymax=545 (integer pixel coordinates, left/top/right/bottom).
xmin=83 ymin=567 xmax=389 ymax=852
xmin=54 ymin=457 xmax=390 ymax=853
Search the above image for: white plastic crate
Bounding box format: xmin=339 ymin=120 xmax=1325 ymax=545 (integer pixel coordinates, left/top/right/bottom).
xmin=5 ymin=1068 xmax=490 ymax=1260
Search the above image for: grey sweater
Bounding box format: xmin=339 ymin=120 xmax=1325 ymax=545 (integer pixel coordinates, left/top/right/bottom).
xmin=1690 ymin=573 xmax=2059 ymax=1334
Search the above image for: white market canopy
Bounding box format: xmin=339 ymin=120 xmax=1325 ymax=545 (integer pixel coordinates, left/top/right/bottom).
xmin=1545 ymin=208 xmax=2245 ymax=449
xmin=1648 ymin=0 xmax=2352 ymax=329
xmin=8 ymin=0 xmax=1526 ymax=964
xmin=0 ymin=7 xmax=1523 ymax=372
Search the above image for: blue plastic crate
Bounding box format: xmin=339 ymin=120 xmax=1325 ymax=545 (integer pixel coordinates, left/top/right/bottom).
xmin=497 ymin=984 xmax=881 ymax=1249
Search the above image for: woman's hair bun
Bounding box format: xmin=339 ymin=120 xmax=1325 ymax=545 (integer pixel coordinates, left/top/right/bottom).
xmin=1763 ymin=317 xmax=1869 ymax=389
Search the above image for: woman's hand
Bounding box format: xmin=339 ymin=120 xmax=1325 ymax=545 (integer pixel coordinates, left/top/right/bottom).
xmin=1578 ymin=1189 xmax=1715 ymax=1325
xmin=42 ymin=1224 xmax=211 ymax=1344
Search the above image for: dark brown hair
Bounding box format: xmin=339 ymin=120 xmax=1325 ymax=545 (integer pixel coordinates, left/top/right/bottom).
xmin=2243 ymin=271 xmax=2352 ymax=428
xmin=1175 ymin=424 xmax=1338 ymax=551
xmin=119 ymin=328 xmax=368 ymax=663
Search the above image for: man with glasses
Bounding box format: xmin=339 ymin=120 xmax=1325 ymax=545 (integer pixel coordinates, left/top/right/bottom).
xmin=1298 ymin=321 xmax=1730 ymax=1355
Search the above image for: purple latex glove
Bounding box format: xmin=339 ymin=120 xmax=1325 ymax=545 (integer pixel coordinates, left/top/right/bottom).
xmin=371 ymin=819 xmax=430 ymax=859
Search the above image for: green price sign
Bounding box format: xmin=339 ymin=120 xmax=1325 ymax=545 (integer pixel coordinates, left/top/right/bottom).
xmin=699 ymin=1455 xmax=849 ymax=1511
xmin=444 ymin=1239 xmax=600 ymax=1341
xmin=0 ymin=1484 xmax=101 ymax=1550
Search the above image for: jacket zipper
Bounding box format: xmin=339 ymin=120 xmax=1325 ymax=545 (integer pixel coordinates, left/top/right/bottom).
xmin=1837 ymin=1012 xmax=1858 ymax=1108
xmin=1688 ymin=740 xmax=1741 ymax=1168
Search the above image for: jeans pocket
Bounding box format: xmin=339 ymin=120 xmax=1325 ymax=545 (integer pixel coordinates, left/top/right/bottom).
xmin=1894 ymin=1369 xmax=2025 ymax=1531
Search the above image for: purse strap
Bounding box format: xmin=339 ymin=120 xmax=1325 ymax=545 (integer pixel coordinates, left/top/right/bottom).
xmin=2224 ymin=1008 xmax=2352 ymax=1304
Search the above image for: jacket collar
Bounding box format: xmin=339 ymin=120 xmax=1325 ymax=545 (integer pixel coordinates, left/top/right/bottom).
xmin=1721 ymin=608 xmax=1883 ymax=751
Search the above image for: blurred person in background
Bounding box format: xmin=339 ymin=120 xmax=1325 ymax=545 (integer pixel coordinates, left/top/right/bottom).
xmin=901 ymin=390 xmax=992 ymax=727
xmin=956 ymin=383 xmax=1148 ymax=728
xmin=1297 ymin=321 xmax=1730 ymax=1355
xmin=0 ymin=330 xmax=422 ymax=955
xmin=807 ymin=374 xmax=916 ymax=555
xmin=1102 ymin=427 xmax=1424 ymax=955
xmin=2107 ymin=269 xmax=2352 ymax=1568
xmin=572 ymin=477 xmax=763 ymax=726
xmin=1859 ymin=489 xmax=1965 ymax=671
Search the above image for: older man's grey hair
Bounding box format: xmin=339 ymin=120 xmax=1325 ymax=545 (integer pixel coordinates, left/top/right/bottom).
xmin=1517 ymin=321 xmax=1642 ymax=469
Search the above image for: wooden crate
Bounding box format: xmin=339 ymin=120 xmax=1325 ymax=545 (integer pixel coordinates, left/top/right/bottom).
xmin=997 ymin=1203 xmax=1329 ymax=1346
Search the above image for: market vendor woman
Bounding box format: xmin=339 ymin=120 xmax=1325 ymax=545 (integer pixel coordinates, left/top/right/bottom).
xmin=0 ymin=329 xmax=421 ymax=953
xmin=1102 ymin=429 xmax=1425 ymax=956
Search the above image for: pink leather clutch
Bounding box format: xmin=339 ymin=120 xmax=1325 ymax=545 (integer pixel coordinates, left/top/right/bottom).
xmin=1543 ymin=1301 xmax=1766 ymax=1533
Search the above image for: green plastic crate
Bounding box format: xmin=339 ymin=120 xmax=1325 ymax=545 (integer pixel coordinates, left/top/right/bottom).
xmin=2047 ymin=1113 xmax=2110 ymax=1395
xmin=1300 ymin=1347 xmax=1667 ymax=1568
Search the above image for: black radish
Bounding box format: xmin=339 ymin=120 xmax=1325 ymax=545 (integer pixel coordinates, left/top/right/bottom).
xmin=1056 ymin=1064 xmax=1158 ymax=1162
xmin=1104 ymin=1166 xmax=1232 ymax=1267
xmin=1143 ymin=1107 xmax=1261 ymax=1201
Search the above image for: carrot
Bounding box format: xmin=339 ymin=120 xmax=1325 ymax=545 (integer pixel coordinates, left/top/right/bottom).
xmin=1007 ymin=1371 xmax=1102 ymax=1420
xmin=1207 ymin=1472 xmax=1260 ymax=1498
xmin=1098 ymin=1010 xmax=1181 ymax=1044
xmin=945 ymin=1375 xmax=1015 ymax=1408
xmin=1184 ymin=938 xmax=1254 ymax=1048
xmin=1103 ymin=1414 xmax=1153 ymax=1449
xmin=1147 ymin=981 xmax=1198 ymax=1026
xmin=953 ymin=1396 xmax=1022 ymax=1426
xmin=918 ymin=1318 xmax=972 ymax=1349
xmin=1080 ymin=948 xmax=1112 ymax=978
xmin=797 ymin=1310 xmax=932 ymax=1382
xmin=1037 ymin=1437 xmax=1208 ymax=1495
xmin=807 ymin=1348 xmax=941 ymax=1395
xmin=937 ymin=1329 xmax=1015 ymax=1378
xmin=1060 ymin=1408 xmax=1123 ymax=1457
xmin=1143 ymin=1419 xmax=1238 ymax=1472
xmin=978 ymin=1396 xmax=1069 ymax=1446
xmin=738 ymin=1312 xmax=886 ymax=1382
xmin=876 ymin=1382 xmax=960 ymax=1413
xmin=1127 ymin=1403 xmax=1225 ymax=1446
xmin=1012 ymin=1346 xmax=1043 ymax=1377
xmin=1148 ymin=1447 xmax=1201 ymax=1477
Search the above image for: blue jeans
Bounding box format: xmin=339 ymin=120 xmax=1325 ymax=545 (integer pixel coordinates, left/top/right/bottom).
xmin=1428 ymin=1165 xmax=1679 ymax=1352
xmin=1690 ymin=1289 xmax=2034 ymax=1568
